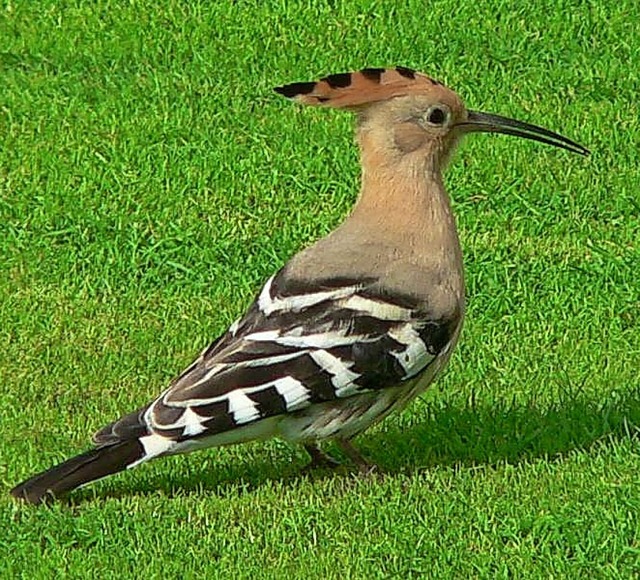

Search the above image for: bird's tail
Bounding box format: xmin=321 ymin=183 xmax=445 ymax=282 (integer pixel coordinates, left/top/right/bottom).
xmin=10 ymin=440 xmax=144 ymax=505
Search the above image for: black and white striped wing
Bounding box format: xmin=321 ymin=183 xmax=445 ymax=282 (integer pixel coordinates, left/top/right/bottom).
xmin=94 ymin=271 xmax=457 ymax=460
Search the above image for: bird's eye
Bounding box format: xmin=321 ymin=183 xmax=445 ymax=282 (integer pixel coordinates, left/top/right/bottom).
xmin=425 ymin=105 xmax=450 ymax=126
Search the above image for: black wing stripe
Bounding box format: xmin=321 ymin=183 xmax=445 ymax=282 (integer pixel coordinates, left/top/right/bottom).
xmin=191 ymin=400 xmax=229 ymax=421
xmin=214 ymin=341 xmax=300 ymax=364
xmin=200 ymin=408 xmax=237 ymax=437
xmin=247 ymin=385 xmax=288 ymax=416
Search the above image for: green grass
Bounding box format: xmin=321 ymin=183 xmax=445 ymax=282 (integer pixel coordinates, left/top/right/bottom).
xmin=1 ymin=0 xmax=639 ymax=576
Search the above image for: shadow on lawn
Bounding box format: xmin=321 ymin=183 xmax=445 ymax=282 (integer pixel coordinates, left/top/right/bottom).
xmin=73 ymin=384 xmax=640 ymax=504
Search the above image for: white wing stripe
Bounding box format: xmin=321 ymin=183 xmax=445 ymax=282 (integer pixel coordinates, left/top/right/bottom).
xmin=183 ymin=364 xmax=227 ymax=390
xmin=228 ymin=318 xmax=241 ymax=336
xmin=388 ymin=324 xmax=433 ymax=378
xmin=273 ymin=377 xmax=310 ymax=411
xmin=181 ymin=407 xmax=207 ymax=436
xmin=244 ymin=330 xmax=280 ymax=341
xmin=227 ymin=390 xmax=261 ymax=424
xmin=242 ymin=351 xmax=307 ymax=367
xmin=179 ymin=351 xmax=307 ymax=393
xmin=246 ymin=330 xmax=376 ymax=349
xmin=337 ymin=295 xmax=413 ymax=321
xmin=258 ymin=277 xmax=361 ymax=316
xmin=309 ymin=350 xmax=361 ymax=397
xmin=128 ymin=434 xmax=176 ymax=469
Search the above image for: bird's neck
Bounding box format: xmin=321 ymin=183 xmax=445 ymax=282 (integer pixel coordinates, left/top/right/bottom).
xmin=347 ymin=132 xmax=461 ymax=263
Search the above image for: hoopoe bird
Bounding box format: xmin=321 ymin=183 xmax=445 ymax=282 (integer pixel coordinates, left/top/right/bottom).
xmin=11 ymin=67 xmax=588 ymax=504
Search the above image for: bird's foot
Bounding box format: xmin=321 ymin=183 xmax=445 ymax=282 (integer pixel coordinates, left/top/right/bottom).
xmin=303 ymin=444 xmax=342 ymax=472
xmin=336 ymin=439 xmax=380 ymax=477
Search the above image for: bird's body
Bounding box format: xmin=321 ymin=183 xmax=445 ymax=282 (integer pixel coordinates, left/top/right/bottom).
xmin=11 ymin=67 xmax=588 ymax=504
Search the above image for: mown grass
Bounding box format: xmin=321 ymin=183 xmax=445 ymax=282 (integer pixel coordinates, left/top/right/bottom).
xmin=1 ymin=0 xmax=639 ymax=577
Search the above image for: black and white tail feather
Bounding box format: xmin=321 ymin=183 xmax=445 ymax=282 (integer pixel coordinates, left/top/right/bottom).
xmin=11 ymin=268 xmax=457 ymax=504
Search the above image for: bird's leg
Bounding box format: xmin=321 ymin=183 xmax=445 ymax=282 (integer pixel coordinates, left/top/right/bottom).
xmin=303 ymin=444 xmax=341 ymax=470
xmin=335 ymin=439 xmax=378 ymax=476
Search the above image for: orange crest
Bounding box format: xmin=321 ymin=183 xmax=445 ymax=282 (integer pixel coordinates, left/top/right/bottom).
xmin=274 ymin=67 xmax=443 ymax=108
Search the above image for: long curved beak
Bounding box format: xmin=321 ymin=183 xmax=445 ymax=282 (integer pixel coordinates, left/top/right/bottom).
xmin=457 ymin=110 xmax=590 ymax=156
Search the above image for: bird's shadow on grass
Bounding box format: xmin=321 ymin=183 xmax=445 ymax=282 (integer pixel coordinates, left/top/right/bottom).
xmin=74 ymin=385 xmax=640 ymax=505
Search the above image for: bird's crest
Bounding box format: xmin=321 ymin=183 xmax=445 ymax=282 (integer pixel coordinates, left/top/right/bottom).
xmin=274 ymin=67 xmax=443 ymax=108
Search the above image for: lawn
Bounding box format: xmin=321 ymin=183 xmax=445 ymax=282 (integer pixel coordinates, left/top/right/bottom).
xmin=1 ymin=0 xmax=639 ymax=577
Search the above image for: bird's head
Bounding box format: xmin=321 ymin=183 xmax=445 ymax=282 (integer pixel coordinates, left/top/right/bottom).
xmin=275 ymin=67 xmax=588 ymax=169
